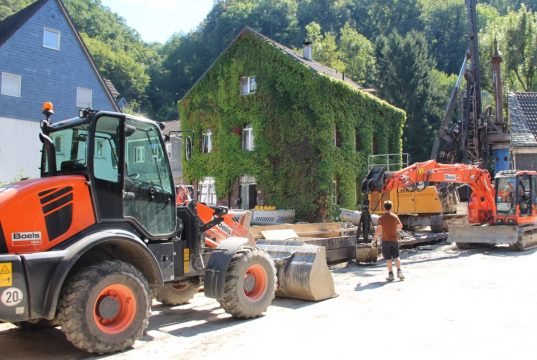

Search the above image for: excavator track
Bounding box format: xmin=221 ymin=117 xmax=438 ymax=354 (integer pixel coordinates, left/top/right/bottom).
xmin=511 ymin=225 xmax=537 ymax=251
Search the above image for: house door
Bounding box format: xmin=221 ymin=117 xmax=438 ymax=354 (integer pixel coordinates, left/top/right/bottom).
xmin=239 ymin=175 xmax=257 ymax=210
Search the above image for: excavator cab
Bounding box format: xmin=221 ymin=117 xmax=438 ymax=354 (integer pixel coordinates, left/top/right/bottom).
xmin=494 ymin=171 xmax=537 ymax=223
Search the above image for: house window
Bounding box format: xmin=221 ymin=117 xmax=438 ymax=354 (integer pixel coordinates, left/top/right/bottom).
xmin=1 ymin=72 xmax=21 ymax=97
xmin=331 ymin=179 xmax=339 ymax=205
xmin=199 ymin=177 xmax=217 ymax=205
xmin=356 ymin=178 xmax=360 ymax=205
xmin=372 ymin=133 xmax=379 ymax=154
xmin=95 ymin=139 xmax=104 ymax=157
xmin=242 ymin=124 xmax=254 ymax=151
xmin=134 ymin=146 xmax=145 ymax=163
xmin=77 ymin=87 xmax=92 ymax=108
xmin=240 ymin=76 xmax=257 ymax=95
xmin=355 ymin=128 xmax=362 ymax=152
xmin=202 ymin=129 xmax=213 ymax=153
xmin=334 ymin=123 xmax=342 ymax=148
xmin=166 ymin=143 xmax=172 ymax=160
xmin=43 ymin=28 xmax=61 ymax=50
xmin=54 ymin=136 xmax=63 ymax=153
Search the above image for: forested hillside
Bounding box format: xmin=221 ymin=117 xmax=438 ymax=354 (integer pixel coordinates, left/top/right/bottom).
xmin=3 ymin=0 xmax=537 ymax=161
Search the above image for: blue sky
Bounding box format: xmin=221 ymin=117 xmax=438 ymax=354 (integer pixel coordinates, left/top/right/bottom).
xmin=100 ymin=0 xmax=215 ymax=43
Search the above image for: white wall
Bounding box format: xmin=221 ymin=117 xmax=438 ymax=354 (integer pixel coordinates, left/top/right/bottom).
xmin=0 ymin=117 xmax=42 ymax=182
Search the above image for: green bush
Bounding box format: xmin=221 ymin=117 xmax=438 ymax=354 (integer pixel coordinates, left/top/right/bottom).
xmin=180 ymin=30 xmax=405 ymax=221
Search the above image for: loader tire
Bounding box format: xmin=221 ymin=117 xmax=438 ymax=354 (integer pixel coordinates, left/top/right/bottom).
xmin=58 ymin=260 xmax=150 ymax=354
xmin=219 ymin=246 xmax=276 ymax=319
xmin=153 ymin=278 xmax=201 ymax=305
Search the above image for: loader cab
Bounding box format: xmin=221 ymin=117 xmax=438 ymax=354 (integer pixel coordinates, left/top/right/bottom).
xmin=40 ymin=106 xmax=176 ymax=239
xmin=495 ymin=171 xmax=537 ymax=223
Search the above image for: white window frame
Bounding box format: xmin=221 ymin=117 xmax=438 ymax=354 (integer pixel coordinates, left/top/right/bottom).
xmin=134 ymin=146 xmax=145 ymax=163
xmin=332 ymin=179 xmax=338 ymax=205
xmin=95 ymin=139 xmax=104 ymax=157
xmin=199 ymin=177 xmax=217 ymax=206
xmin=76 ymin=87 xmax=93 ymax=108
xmin=242 ymin=124 xmax=255 ymax=151
xmin=240 ymin=76 xmax=257 ymax=95
xmin=54 ymin=136 xmax=63 ymax=154
xmin=1 ymin=72 xmax=21 ymax=97
xmin=166 ymin=143 xmax=172 ymax=160
xmin=202 ymin=129 xmax=213 ymax=153
xmin=43 ymin=27 xmax=61 ymax=50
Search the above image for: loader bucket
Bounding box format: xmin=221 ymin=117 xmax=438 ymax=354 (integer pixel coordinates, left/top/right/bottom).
xmin=256 ymin=239 xmax=335 ymax=301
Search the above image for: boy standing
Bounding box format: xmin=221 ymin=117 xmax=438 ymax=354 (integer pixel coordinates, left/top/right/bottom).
xmin=373 ymin=200 xmax=405 ymax=281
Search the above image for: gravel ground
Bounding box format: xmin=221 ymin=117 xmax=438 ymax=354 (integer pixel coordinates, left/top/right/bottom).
xmin=1 ymin=242 xmax=536 ymax=360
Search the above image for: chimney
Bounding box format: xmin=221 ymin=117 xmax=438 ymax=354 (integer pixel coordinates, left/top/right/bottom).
xmin=303 ymin=41 xmax=312 ymax=61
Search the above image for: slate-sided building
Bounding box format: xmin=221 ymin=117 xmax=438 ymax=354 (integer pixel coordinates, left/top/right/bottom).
xmin=180 ymin=27 xmax=405 ymax=222
xmin=0 ymin=0 xmax=119 ymax=182
xmin=508 ymin=92 xmax=537 ymax=170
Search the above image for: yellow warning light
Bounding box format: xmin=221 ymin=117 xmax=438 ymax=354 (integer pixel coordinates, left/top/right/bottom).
xmin=42 ymin=102 xmax=54 ymax=112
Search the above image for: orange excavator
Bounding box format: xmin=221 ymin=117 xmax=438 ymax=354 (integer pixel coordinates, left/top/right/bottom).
xmin=360 ymin=160 xmax=537 ymax=250
xmin=0 ymin=104 xmax=333 ymax=354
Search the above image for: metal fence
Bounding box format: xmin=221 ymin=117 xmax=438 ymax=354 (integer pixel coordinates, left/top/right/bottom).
xmin=367 ymin=153 xmax=410 ymax=172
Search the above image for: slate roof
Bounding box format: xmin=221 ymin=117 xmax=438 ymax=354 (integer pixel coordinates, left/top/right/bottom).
xmin=508 ymin=92 xmax=537 ymax=147
xmin=0 ymin=0 xmax=47 ymax=47
xmin=183 ymin=26 xmax=375 ymax=100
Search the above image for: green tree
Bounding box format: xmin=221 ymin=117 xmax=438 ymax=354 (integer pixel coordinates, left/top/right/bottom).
xmin=419 ymin=0 xmax=467 ymax=75
xmin=350 ymin=0 xmax=423 ymax=39
xmin=375 ymin=30 xmax=437 ymax=161
xmin=338 ymin=22 xmax=376 ymax=85
xmin=0 ymin=0 xmax=34 ymax=21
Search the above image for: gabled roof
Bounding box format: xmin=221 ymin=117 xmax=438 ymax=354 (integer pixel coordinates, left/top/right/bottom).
xmin=508 ymin=92 xmax=537 ymax=147
xmin=0 ymin=0 xmax=120 ymax=111
xmin=183 ymin=26 xmax=375 ymax=100
xmin=0 ymin=0 xmax=47 ymax=47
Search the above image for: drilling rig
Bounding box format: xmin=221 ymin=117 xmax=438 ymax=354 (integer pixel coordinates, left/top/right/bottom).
xmin=430 ymin=0 xmax=511 ymax=173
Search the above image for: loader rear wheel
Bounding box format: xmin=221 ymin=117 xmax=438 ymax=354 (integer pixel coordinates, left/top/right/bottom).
xmin=219 ymin=246 xmax=276 ymax=319
xmin=58 ymin=260 xmax=150 ymax=354
xmin=153 ymin=278 xmax=201 ymax=305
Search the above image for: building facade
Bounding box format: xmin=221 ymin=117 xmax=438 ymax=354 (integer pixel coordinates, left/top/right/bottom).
xmin=180 ymin=27 xmax=405 ymax=222
xmin=0 ymin=0 xmax=118 ymax=182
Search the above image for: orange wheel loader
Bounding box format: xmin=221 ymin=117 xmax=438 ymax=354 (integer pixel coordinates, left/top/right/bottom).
xmin=0 ymin=104 xmax=279 ymax=354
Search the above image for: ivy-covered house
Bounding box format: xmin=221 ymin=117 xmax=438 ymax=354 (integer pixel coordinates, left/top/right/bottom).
xmin=180 ymin=27 xmax=405 ymax=222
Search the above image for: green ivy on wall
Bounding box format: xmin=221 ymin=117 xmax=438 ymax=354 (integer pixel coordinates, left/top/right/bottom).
xmin=180 ymin=29 xmax=405 ymax=222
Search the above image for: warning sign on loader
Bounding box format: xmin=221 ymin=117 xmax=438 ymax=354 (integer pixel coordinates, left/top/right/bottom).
xmin=0 ymin=263 xmax=12 ymax=287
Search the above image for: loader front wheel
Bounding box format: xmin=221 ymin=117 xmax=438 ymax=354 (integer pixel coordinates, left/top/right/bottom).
xmin=153 ymin=278 xmax=201 ymax=305
xmin=58 ymin=260 xmax=150 ymax=354
xmin=219 ymin=246 xmax=276 ymax=319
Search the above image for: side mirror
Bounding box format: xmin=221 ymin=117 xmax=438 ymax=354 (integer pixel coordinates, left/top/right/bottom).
xmin=125 ymin=124 xmax=137 ymax=137
xmin=185 ymin=136 xmax=192 ymax=161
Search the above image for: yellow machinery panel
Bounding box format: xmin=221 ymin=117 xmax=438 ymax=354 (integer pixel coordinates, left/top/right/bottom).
xmin=369 ymin=186 xmax=443 ymax=215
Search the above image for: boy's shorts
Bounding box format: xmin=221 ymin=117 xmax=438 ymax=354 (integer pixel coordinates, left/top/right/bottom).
xmin=381 ymin=241 xmax=399 ymax=260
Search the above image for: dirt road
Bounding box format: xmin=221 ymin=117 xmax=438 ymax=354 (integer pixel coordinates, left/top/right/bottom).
xmin=1 ymin=243 xmax=536 ymax=360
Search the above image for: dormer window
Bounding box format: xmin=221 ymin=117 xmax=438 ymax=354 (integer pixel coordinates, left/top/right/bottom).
xmin=43 ymin=28 xmax=61 ymax=50
xmin=202 ymin=129 xmax=213 ymax=153
xmin=242 ymin=124 xmax=254 ymax=151
xmin=240 ymin=76 xmax=257 ymax=95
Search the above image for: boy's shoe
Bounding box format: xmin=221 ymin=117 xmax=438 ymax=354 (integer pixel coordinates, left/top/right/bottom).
xmin=397 ymin=270 xmax=405 ymax=281
xmin=386 ymin=272 xmax=395 ymax=282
